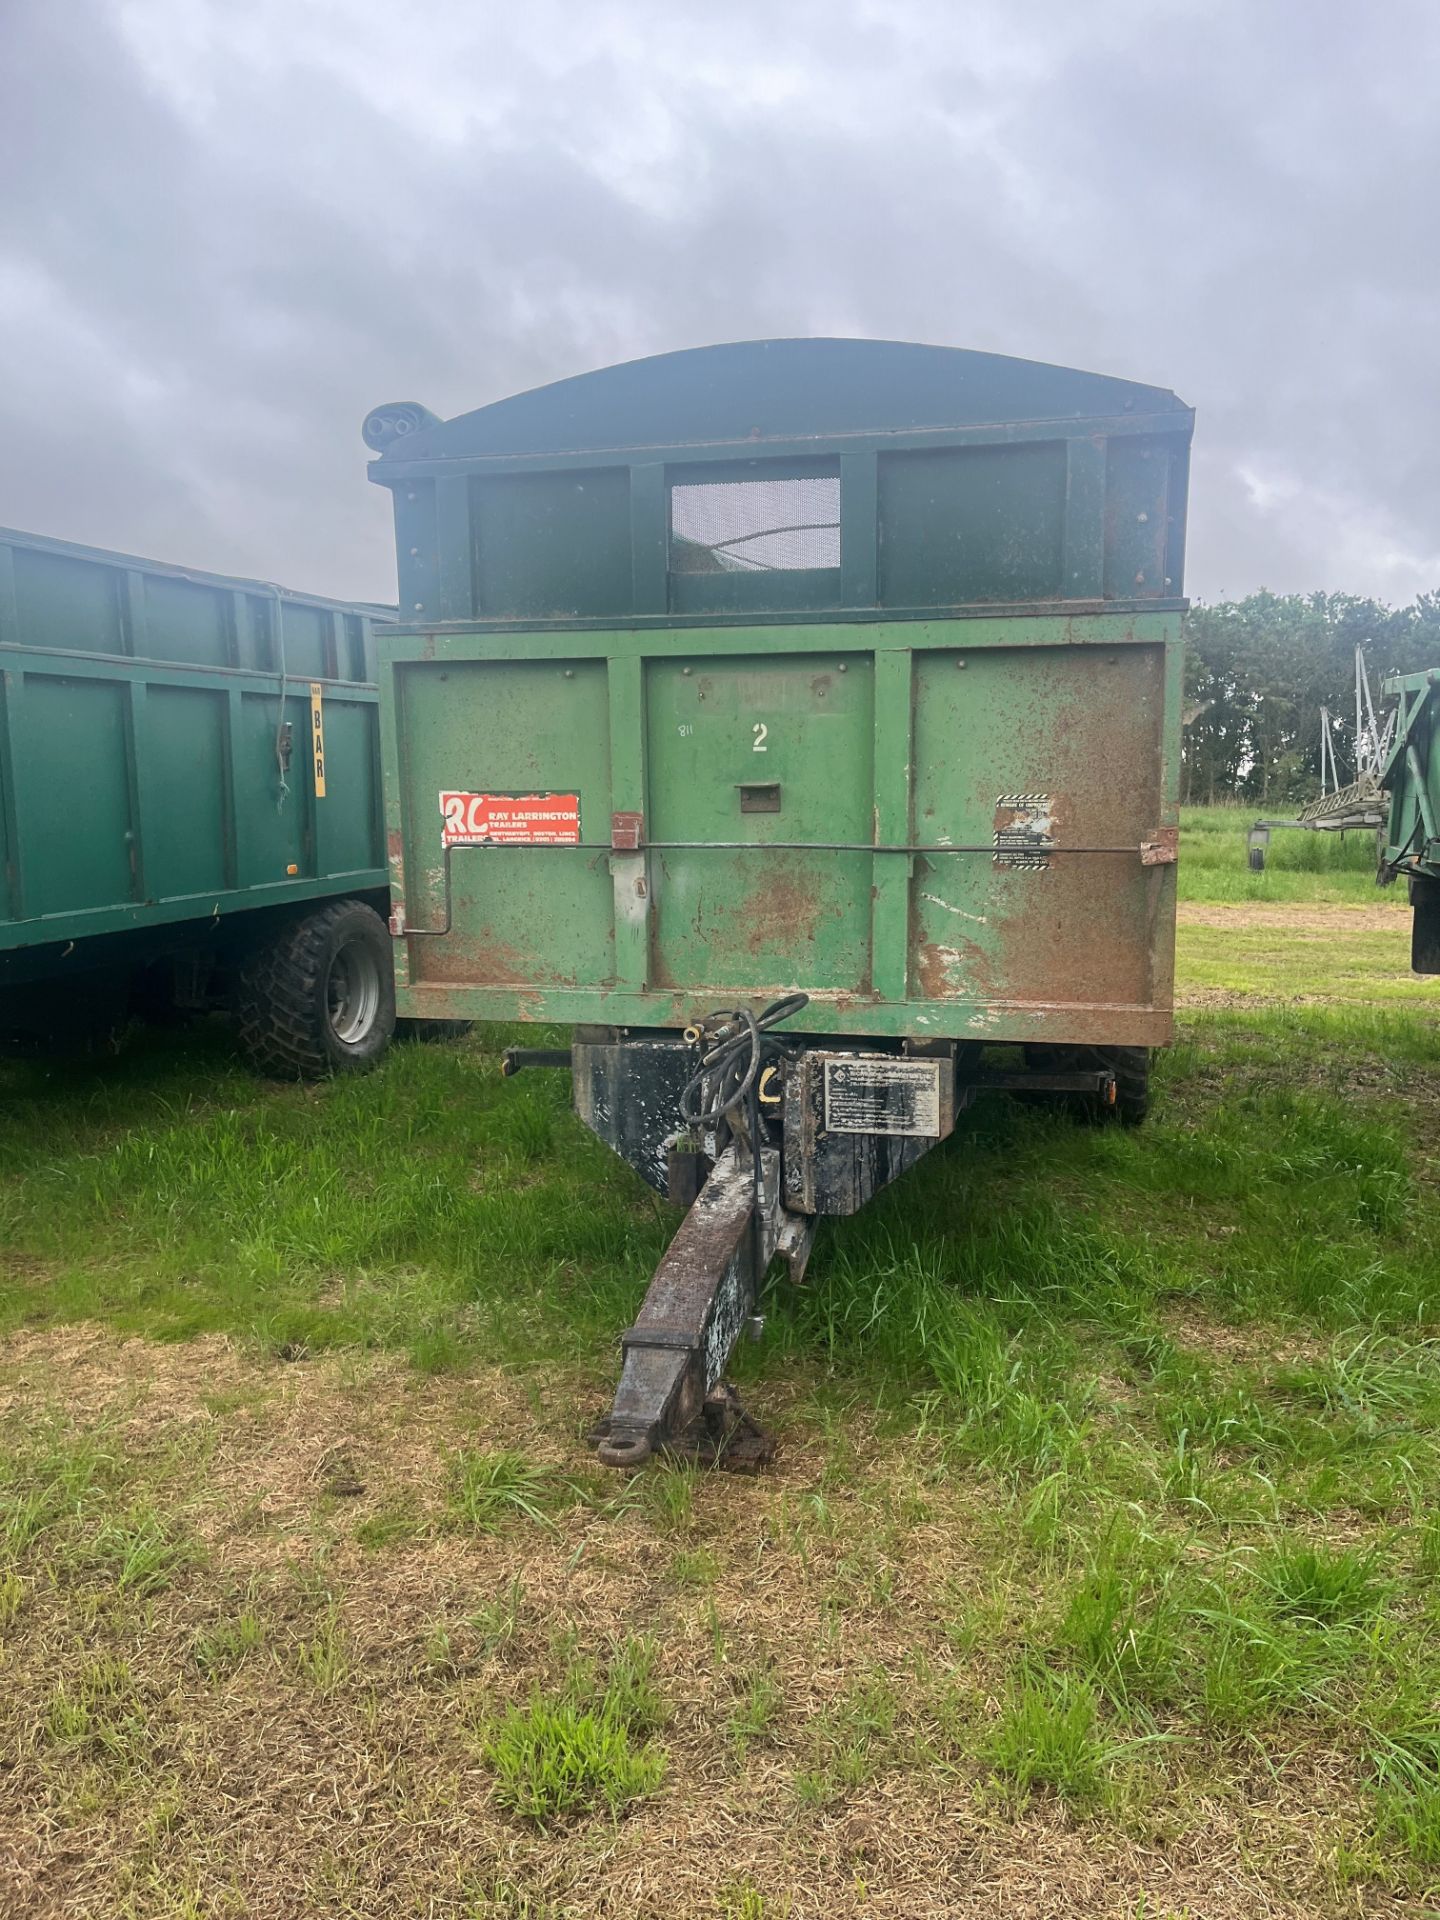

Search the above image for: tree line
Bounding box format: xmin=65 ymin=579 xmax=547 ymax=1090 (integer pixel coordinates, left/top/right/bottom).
xmin=1181 ymin=592 xmax=1440 ymax=807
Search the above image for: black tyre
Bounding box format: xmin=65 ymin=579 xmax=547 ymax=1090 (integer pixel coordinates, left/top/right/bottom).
xmin=1100 ymin=1045 xmax=1151 ymax=1126
xmin=1021 ymin=1043 xmax=1151 ymax=1126
xmin=1412 ymin=876 xmax=1440 ymax=975
xmin=234 ymin=901 xmax=395 ymax=1079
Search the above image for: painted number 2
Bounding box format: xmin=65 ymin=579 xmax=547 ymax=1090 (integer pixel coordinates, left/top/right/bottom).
xmin=752 ymin=722 xmax=769 ymax=752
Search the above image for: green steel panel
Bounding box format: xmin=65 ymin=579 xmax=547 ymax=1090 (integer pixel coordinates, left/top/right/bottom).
xmin=668 ymin=569 xmax=842 ymax=617
xmin=0 ymin=528 xmax=391 ymax=962
xmin=368 ymin=342 xmax=1194 ymax=621
xmin=22 ymin=674 xmax=135 ymax=916
xmin=390 ymin=483 xmax=438 ymax=622
xmin=645 ymin=653 xmax=875 ymax=993
xmin=400 ymin=658 xmax=614 ymax=987
xmin=143 ymin=573 xmax=231 ymax=667
xmin=386 ymin=615 xmax=1180 ymax=1047
xmin=606 ymin=655 xmax=648 ymax=988
xmin=1382 ymin=669 xmax=1440 ymax=882
xmin=234 ymin=689 xmax=311 ymax=886
xmin=838 ymin=452 xmax=879 ymax=608
xmin=13 ymin=546 xmax=125 ymax=654
xmin=1061 ymin=438 xmax=1107 ymax=599
xmin=0 ymin=665 xmax=22 ymax=921
xmin=341 ymin=613 xmax=371 ymax=682
xmin=0 ymin=546 xmax=19 ymax=648
xmin=1103 ymin=437 xmax=1175 ymax=599
xmin=870 ymin=647 xmax=913 ymax=1001
xmin=0 ymin=649 xmax=390 ymax=949
xmin=316 ymin=696 xmax=382 ymax=877
xmin=1 ymin=528 xmax=388 ymax=682
xmin=474 ymin=469 xmax=632 ymax=619
xmin=629 ymin=463 xmax=669 ymax=616
xmin=277 ymin=601 xmax=331 ymax=681
xmin=143 ymin=685 xmax=229 ymax=897
xmin=436 ymin=477 xmax=474 ymax=620
xmin=877 ymin=444 xmax=1067 ymax=606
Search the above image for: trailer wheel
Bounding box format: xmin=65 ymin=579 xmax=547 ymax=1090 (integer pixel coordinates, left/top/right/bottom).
xmin=1412 ymin=876 xmax=1440 ymax=975
xmin=235 ymin=901 xmax=396 ymax=1079
xmin=1022 ymin=1043 xmax=1151 ymax=1126
xmin=1100 ymin=1046 xmax=1151 ymax=1126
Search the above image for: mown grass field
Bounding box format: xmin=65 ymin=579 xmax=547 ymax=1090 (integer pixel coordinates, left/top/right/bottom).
xmin=0 ymin=811 xmax=1435 ymax=1918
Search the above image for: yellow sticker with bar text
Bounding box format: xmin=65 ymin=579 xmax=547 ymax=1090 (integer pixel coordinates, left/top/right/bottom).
xmin=310 ymin=682 xmax=326 ymax=798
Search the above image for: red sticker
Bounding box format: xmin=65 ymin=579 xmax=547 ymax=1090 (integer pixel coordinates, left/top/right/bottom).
xmin=439 ymin=791 xmax=581 ymax=847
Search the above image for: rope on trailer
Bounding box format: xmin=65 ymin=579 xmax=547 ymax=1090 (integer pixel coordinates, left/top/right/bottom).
xmin=678 ymin=993 xmax=809 ymax=1129
xmin=266 ymin=582 xmax=291 ymax=813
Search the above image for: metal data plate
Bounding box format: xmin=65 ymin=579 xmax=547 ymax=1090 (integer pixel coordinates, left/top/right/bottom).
xmin=823 ymin=1057 xmax=942 ymax=1138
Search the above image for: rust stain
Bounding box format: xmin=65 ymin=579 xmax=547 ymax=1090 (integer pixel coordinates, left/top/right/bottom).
xmin=421 ymin=930 xmax=581 ymax=989
xmin=740 ymin=856 xmax=826 ymax=955
xmin=991 ymin=851 xmax=1151 ymax=1010
xmin=914 ymin=941 xmax=952 ymax=1002
xmin=912 ymin=934 xmax=991 ymax=1002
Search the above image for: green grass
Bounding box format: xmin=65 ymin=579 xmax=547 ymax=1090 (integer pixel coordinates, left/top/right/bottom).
xmin=482 ymin=1701 xmax=665 ymax=1825
xmin=446 ymin=1448 xmax=574 ymax=1534
xmin=192 ymin=1611 xmax=265 ymax=1678
xmin=0 ymin=1023 xmax=662 ymax=1365
xmin=480 ymin=1641 xmax=669 ymax=1825
xmin=983 ymin=1665 xmax=1115 ymax=1804
xmin=1178 ymin=922 xmax=1424 ymax=1004
xmin=1178 ymin=803 xmax=1387 ymax=903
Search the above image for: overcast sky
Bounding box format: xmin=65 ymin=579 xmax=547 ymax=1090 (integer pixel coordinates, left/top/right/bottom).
xmin=2 ymin=0 xmax=1437 ymax=609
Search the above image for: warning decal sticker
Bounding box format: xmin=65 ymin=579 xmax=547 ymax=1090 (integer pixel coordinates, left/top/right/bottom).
xmin=439 ymin=791 xmax=581 ymax=847
xmin=993 ymin=792 xmax=1054 ymax=871
xmin=823 ymin=1057 xmax=942 ymax=1138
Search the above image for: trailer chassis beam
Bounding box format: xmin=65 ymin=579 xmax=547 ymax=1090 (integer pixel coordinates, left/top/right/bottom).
xmin=594 ymin=1140 xmax=792 ymax=1471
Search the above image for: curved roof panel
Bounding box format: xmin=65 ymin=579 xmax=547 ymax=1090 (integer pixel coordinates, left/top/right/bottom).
xmin=367 ymin=338 xmax=1189 ymax=465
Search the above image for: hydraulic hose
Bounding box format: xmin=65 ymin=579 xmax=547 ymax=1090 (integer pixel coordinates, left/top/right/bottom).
xmin=678 ymin=993 xmax=809 ymax=1129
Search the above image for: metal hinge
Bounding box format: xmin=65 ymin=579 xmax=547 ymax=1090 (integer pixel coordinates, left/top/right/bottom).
xmin=1140 ymin=826 xmax=1179 ymax=866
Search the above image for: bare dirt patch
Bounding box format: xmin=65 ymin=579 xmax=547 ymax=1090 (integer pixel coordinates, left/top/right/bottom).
xmin=1177 ymin=901 xmax=1410 ymax=934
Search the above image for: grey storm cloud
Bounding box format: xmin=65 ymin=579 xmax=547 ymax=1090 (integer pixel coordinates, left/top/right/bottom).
xmin=1 ymin=0 xmax=1437 ymax=607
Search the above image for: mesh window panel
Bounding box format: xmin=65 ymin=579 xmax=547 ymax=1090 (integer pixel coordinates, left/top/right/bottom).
xmin=670 ymin=475 xmax=841 ymax=573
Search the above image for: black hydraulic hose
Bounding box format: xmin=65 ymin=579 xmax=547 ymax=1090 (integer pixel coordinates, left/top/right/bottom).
xmin=1380 ymin=813 xmax=1422 ymax=884
xmin=679 ymin=992 xmax=810 ymax=1128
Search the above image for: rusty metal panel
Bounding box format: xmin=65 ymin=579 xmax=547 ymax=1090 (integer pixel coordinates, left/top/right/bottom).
xmin=908 ymin=642 xmax=1168 ymax=1021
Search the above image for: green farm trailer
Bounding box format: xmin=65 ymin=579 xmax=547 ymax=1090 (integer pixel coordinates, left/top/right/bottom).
xmin=1380 ymin=665 xmax=1440 ymax=972
xmin=365 ymin=338 xmax=1193 ymax=1464
xmin=0 ymin=527 xmax=398 ymax=1075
